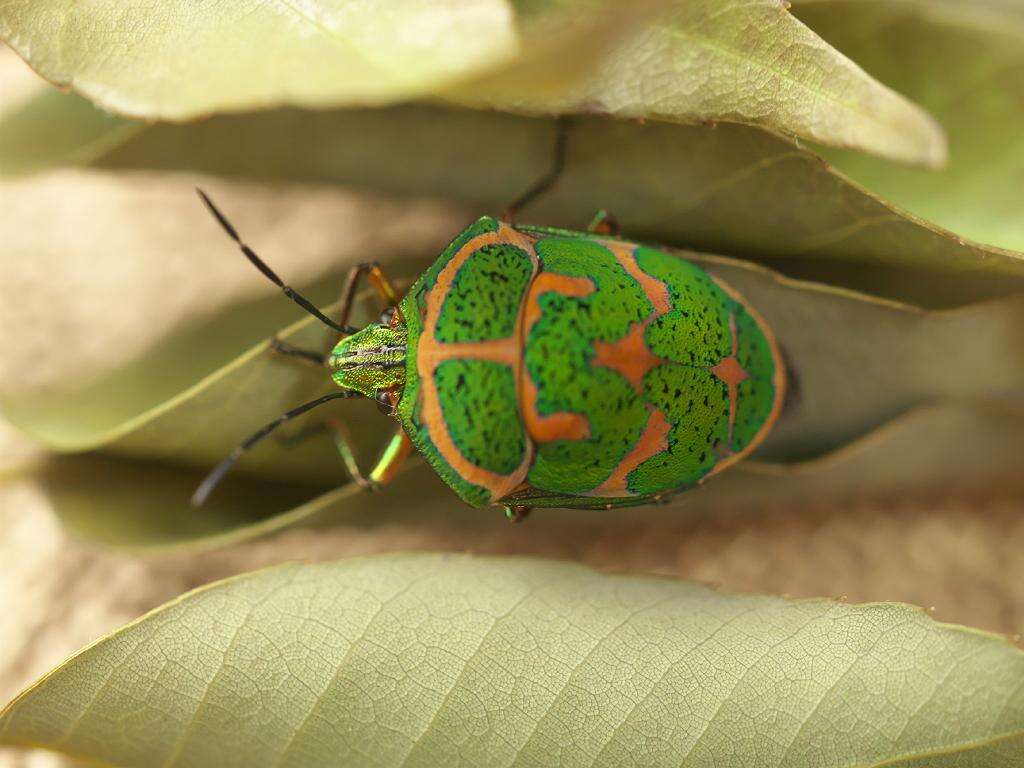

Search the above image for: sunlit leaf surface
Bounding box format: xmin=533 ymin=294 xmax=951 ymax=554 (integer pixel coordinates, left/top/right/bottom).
xmin=449 ymin=0 xmax=946 ymax=167
xmin=0 ymin=1 xmax=533 ymax=116
xmin=3 ymin=554 xmax=1023 ymax=767
xmin=0 ymin=55 xmax=1009 ymax=307
xmin=0 ymin=2 xmax=943 ymax=165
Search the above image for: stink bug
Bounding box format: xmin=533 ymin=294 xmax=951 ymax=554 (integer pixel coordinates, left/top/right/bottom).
xmin=193 ymin=122 xmax=785 ymax=520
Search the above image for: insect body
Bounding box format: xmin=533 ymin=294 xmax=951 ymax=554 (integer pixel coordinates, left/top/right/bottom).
xmin=193 ymin=125 xmax=785 ymax=518
xmin=360 ymin=217 xmax=784 ymax=512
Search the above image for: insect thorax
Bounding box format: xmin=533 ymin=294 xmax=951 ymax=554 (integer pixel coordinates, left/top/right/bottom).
xmin=329 ymin=323 xmax=407 ymax=397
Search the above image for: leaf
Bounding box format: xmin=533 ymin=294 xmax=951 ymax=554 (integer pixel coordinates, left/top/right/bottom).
xmin=34 ymin=397 xmax=1024 ymax=551
xmin=3 ymin=553 xmax=1023 ymax=767
xmin=0 ymin=56 xmax=1004 ymax=307
xmin=0 ymin=1 xmax=575 ymax=118
xmin=86 ymin=105 xmax=1024 ymax=307
xmin=0 ymin=86 xmax=141 ymax=175
xmin=793 ymin=0 xmax=1024 ymax=254
xmin=447 ymin=0 xmax=947 ymax=167
xmin=0 ymin=3 xmax=944 ymax=166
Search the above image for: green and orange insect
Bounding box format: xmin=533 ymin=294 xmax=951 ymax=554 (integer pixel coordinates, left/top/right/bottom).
xmin=193 ymin=126 xmax=785 ymax=520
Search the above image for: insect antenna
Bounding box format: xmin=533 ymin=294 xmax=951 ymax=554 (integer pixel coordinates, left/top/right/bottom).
xmin=196 ymin=188 xmax=358 ymax=334
xmin=191 ymin=390 xmax=360 ymax=506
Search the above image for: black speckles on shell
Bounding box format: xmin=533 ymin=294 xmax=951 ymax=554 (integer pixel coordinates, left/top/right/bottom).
xmin=435 ymin=243 xmax=533 ymax=343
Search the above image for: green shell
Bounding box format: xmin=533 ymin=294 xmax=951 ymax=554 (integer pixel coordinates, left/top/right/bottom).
xmin=397 ymin=217 xmax=784 ymax=510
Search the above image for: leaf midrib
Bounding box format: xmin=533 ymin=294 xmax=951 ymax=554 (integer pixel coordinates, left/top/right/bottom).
xmin=854 ymin=726 xmax=1024 ymax=767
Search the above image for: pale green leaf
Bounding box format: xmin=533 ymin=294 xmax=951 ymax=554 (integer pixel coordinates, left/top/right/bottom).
xmin=0 ymin=1 xmax=944 ymax=165
xmin=451 ymin=0 xmax=947 ymax=167
xmin=3 ymin=554 xmax=1023 ymax=767
xmin=0 ymin=1 xmax=555 ymax=118
xmin=793 ymin=0 xmax=1024 ymax=254
xmin=0 ymin=88 xmax=141 ymax=174
xmin=0 ymin=62 xmax=1002 ymax=305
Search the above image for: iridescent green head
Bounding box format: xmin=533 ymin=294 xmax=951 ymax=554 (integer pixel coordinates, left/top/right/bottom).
xmin=328 ymin=322 xmax=407 ymax=398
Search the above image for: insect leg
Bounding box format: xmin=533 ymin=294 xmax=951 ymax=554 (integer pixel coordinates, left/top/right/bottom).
xmin=267 ymin=261 xmax=407 ymax=365
xmin=587 ymin=210 xmax=621 ymax=236
xmin=335 ymin=261 xmax=404 ymax=331
xmin=503 ymin=505 xmax=533 ymax=523
xmin=502 ymin=116 xmax=573 ymax=223
xmin=326 ymin=419 xmax=413 ymax=491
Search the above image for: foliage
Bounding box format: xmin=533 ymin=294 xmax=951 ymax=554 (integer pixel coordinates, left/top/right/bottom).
xmin=5 ymin=554 xmax=1024 ymax=767
xmin=1 ymin=1 xmax=1023 ymax=765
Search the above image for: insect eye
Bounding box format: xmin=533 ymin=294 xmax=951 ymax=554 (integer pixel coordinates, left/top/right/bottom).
xmin=375 ymin=391 xmax=395 ymax=415
xmin=379 ymin=307 xmax=397 ymax=326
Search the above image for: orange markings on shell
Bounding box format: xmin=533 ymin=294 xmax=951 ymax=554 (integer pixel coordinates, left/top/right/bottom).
xmin=586 ymin=240 xmax=674 ymax=495
xmin=521 ymin=272 xmax=593 ymax=333
xmin=520 ymin=240 xmax=684 ymax=497
xmin=590 ymin=239 xmax=671 ymax=395
xmin=599 ymin=239 xmax=671 ymax=315
xmin=591 ymin=320 xmax=663 ymax=395
xmin=591 ymin=408 xmax=672 ymax=497
xmin=521 ymin=374 xmax=591 ymax=442
xmin=418 ymin=338 xmax=518 ymax=369
xmin=520 ymin=271 xmax=594 ymax=444
xmin=709 ymin=314 xmax=749 ymax=452
xmin=703 ymin=276 xmax=787 ymax=479
xmin=417 ymin=224 xmax=539 ymax=502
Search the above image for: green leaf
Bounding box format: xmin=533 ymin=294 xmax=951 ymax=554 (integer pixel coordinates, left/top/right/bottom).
xmin=0 ymin=1 xmax=585 ymax=118
xmin=0 ymin=2 xmax=943 ymax=166
xmin=448 ymin=0 xmax=947 ymax=167
xmin=86 ymin=106 xmax=1024 ymax=307
xmin=792 ymin=0 xmax=1024 ymax=254
xmin=0 ymin=63 xmax=1002 ymax=306
xmin=3 ymin=554 xmax=1023 ymax=766
xmin=0 ymin=87 xmax=141 ymax=175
